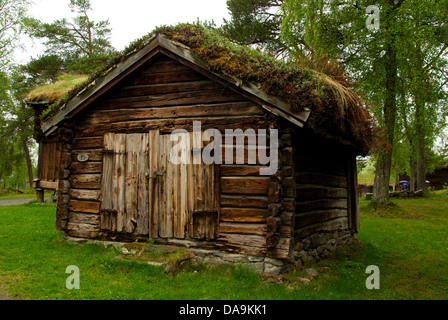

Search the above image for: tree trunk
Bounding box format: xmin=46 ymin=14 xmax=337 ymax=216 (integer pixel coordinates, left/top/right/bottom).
xmin=23 ymin=138 xmax=34 ymax=185
xmin=416 ymin=134 xmax=427 ymax=193
xmin=372 ymin=152 xmax=392 ymax=204
xmin=372 ymin=10 xmax=397 ymax=205
xmin=409 ymin=157 xmax=416 ymax=192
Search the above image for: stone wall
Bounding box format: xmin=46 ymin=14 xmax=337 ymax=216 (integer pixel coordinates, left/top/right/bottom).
xmin=292 ymin=228 xmax=355 ymax=269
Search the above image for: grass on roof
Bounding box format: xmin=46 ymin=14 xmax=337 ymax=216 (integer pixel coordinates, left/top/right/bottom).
xmin=37 ymin=23 xmax=375 ymax=151
xmin=27 ymin=73 xmax=88 ymax=104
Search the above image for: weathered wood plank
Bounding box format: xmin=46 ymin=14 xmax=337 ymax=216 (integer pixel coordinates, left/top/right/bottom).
xmin=136 ymin=133 xmax=150 ymax=236
xmin=221 ymin=177 xmax=270 ymax=195
xmin=148 ymin=129 xmax=160 ymax=239
xmin=295 ymin=198 xmax=348 ymax=213
xmin=296 ymin=184 xmax=348 ymax=201
xmin=71 ymin=162 xmax=102 ymax=174
xmin=83 ymin=102 xmax=262 ymax=125
xmin=219 ymin=222 xmax=266 ymax=236
xmin=219 ymin=208 xmax=267 ymax=223
xmin=72 ymin=136 xmax=103 ymax=150
xmin=220 ymin=195 xmax=268 ymax=209
xmin=125 ymin=134 xmax=140 ymax=233
xmin=100 ymin=133 xmax=114 ymax=230
xmin=76 ymin=116 xmax=267 ymax=137
xmin=70 ymin=189 xmax=101 ymax=201
xmin=295 ymin=217 xmax=348 ymax=239
xmin=220 ymin=165 xmax=265 ymax=176
xmin=113 ymin=134 xmax=127 ymax=233
xmin=295 ymin=172 xmax=348 ymax=188
xmin=112 ymin=80 xmax=222 ymax=98
xmin=69 ymin=200 xmax=100 ymax=214
xmin=70 ymin=174 xmax=102 ymax=189
xmin=294 ymin=209 xmax=348 ymax=228
xmin=69 ymin=212 xmax=100 ymax=225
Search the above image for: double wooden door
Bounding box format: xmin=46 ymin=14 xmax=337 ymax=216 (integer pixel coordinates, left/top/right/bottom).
xmin=100 ymin=130 xmax=218 ymax=240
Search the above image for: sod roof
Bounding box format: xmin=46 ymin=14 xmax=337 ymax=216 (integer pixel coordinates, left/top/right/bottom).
xmin=29 ymin=23 xmax=374 ymax=153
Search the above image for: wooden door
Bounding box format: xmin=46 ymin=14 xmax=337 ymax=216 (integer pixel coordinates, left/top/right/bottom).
xmin=100 ymin=130 xmax=218 ymax=240
xmin=100 ymin=133 xmax=150 ymax=235
xmin=149 ymin=130 xmax=218 ymax=240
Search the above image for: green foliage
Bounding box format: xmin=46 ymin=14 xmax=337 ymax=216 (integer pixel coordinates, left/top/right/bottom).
xmin=0 ymin=0 xmax=30 ymax=70
xmin=222 ymin=0 xmax=286 ymax=54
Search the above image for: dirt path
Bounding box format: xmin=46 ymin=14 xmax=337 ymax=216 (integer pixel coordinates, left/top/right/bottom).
xmin=0 ymin=198 xmax=35 ymax=206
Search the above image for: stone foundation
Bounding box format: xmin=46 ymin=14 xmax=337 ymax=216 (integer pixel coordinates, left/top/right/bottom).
xmin=65 ymin=229 xmax=356 ymax=275
xmin=292 ymin=229 xmax=356 ymax=269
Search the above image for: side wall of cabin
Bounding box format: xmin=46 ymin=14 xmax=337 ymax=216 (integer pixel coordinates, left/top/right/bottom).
xmin=288 ymin=122 xmax=359 ymax=266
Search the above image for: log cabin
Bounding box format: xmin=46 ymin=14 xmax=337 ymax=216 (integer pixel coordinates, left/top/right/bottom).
xmin=28 ymin=24 xmax=373 ymax=270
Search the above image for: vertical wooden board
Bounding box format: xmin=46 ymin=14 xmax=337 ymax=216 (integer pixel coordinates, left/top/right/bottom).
xmin=157 ymin=134 xmax=168 ymax=238
xmin=137 ymin=133 xmax=150 ymax=235
xmin=172 ymin=134 xmax=179 ymax=238
xmin=125 ymin=134 xmax=140 ymax=233
xmin=114 ymin=134 xmax=127 ymax=233
xmin=101 ymin=133 xmax=115 ymax=230
xmin=192 ymin=131 xmax=204 ymax=212
xmin=164 ymin=136 xmax=174 ymax=238
xmin=187 ymin=133 xmax=195 ymax=238
xmin=179 ymin=133 xmax=189 ymax=239
xmin=148 ymin=130 xmax=159 ymax=239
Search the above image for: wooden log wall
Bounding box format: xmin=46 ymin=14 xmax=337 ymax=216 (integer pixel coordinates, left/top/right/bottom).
xmin=62 ymin=53 xmax=272 ymax=256
xmin=291 ymin=124 xmax=353 ymax=241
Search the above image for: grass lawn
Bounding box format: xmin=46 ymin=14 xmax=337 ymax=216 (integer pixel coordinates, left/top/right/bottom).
xmin=0 ymin=194 xmax=447 ymax=300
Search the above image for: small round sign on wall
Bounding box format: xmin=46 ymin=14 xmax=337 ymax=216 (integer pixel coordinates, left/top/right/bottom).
xmin=77 ymin=153 xmax=89 ymax=162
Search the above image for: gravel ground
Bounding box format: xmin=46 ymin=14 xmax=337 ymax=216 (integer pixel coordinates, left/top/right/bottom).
xmin=0 ymin=198 xmax=35 ymax=206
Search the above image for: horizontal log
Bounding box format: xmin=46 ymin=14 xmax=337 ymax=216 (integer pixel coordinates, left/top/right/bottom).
xmin=295 ymin=217 xmax=348 ymax=239
xmin=69 ymin=189 xmax=101 ymax=201
xmin=220 ymin=165 xmax=265 ymax=176
xmin=71 ymin=162 xmax=102 ymax=174
xmin=69 ymin=212 xmax=100 ymax=225
xmin=72 ymin=137 xmax=103 ymax=150
xmin=82 ymin=102 xmax=263 ymax=125
xmin=66 ymin=222 xmax=101 ymax=238
xmin=218 ymin=233 xmax=266 ymax=249
xmin=295 ymin=198 xmax=348 ymax=213
xmin=220 ymin=208 xmax=267 ymax=223
xmin=130 ymin=70 xmax=206 ymax=86
xmin=220 ymin=195 xmax=268 ymax=209
xmin=139 ymin=59 xmax=192 ymax=75
xmin=111 ymin=80 xmax=223 ymax=98
xmin=76 ymin=116 xmax=267 ymax=137
xmin=101 ymin=88 xmax=246 ymax=109
xmin=221 ymin=177 xmax=270 ymax=196
xmin=296 ymin=184 xmax=348 ymax=201
xmin=219 ymin=222 xmax=267 ymax=236
xmin=294 ymin=209 xmax=348 ymax=229
xmin=295 ymin=172 xmax=348 ymax=188
xmin=37 ymin=180 xmax=59 ymax=189
xmin=69 ymin=200 xmax=100 ymax=214
xmin=70 ymin=174 xmax=102 ymax=190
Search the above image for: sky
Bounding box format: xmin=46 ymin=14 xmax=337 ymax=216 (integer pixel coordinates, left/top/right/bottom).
xmin=15 ymin=0 xmax=231 ymax=63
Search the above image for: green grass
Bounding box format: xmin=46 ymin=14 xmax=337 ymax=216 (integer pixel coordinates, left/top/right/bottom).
xmin=0 ymin=195 xmax=447 ymax=300
xmin=0 ymin=189 xmax=54 ymax=200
